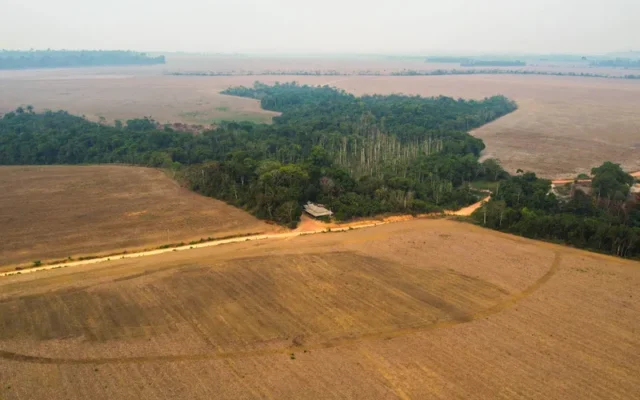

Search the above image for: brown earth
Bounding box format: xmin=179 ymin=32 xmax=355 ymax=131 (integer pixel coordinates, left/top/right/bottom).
xmin=0 ymin=165 xmax=274 ymax=267
xmin=0 ymin=73 xmax=280 ymax=125
xmin=0 ymin=219 xmax=638 ymax=399
xmin=2 ymin=57 xmax=639 ymax=177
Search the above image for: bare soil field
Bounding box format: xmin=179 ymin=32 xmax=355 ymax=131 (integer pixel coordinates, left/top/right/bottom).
xmin=0 ymin=74 xmax=280 ymax=125
xmin=1 ymin=56 xmax=638 ymax=177
xmin=0 ymin=219 xmax=638 ymax=399
xmin=0 ymin=165 xmax=274 ymax=267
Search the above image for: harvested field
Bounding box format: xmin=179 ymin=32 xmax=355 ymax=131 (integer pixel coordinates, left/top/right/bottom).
xmin=0 ymin=165 xmax=274 ymax=267
xmin=2 ymin=57 xmax=639 ymax=177
xmin=0 ymin=74 xmax=280 ymax=125
xmin=0 ymin=219 xmax=638 ymax=399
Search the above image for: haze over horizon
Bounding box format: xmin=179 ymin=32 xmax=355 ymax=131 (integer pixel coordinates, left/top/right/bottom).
xmin=1 ymin=0 xmax=639 ymax=55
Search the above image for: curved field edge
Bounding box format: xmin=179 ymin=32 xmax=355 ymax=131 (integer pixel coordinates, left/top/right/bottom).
xmin=1 ymin=219 xmax=638 ymax=399
xmin=0 ymin=220 xmax=562 ymax=363
xmin=0 ymin=253 xmax=561 ymax=365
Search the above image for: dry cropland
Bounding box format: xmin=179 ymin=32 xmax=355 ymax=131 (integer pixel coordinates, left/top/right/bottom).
xmin=0 ymin=165 xmax=274 ymax=268
xmin=0 ymin=219 xmax=638 ymax=399
xmin=1 ymin=56 xmax=640 ymax=399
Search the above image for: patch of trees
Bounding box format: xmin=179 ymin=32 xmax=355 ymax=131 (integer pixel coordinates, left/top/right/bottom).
xmin=460 ymin=60 xmax=526 ymax=67
xmin=0 ymin=83 xmax=516 ymax=226
xmin=166 ymin=69 xmax=640 ymax=80
xmin=590 ymin=58 xmax=640 ymax=68
xmin=391 ymin=69 xmax=640 ymax=80
xmin=0 ymin=50 xmax=165 ymax=70
xmin=474 ymin=162 xmax=640 ymax=258
xmin=425 ymin=57 xmax=526 ymax=67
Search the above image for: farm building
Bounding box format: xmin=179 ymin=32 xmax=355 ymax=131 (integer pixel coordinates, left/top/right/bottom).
xmin=303 ymin=202 xmax=333 ymax=218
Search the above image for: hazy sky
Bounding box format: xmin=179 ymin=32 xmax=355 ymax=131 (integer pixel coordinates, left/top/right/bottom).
xmin=1 ymin=0 xmax=638 ymax=54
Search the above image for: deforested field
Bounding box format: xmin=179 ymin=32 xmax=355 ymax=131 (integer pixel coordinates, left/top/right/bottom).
xmin=0 ymin=165 xmax=274 ymax=268
xmin=2 ymin=56 xmax=639 ymax=177
xmin=0 ymin=219 xmax=638 ymax=399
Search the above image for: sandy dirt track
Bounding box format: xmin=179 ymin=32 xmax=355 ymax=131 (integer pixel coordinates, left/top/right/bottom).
xmin=0 ymin=219 xmax=638 ymax=399
xmin=0 ymin=193 xmax=489 ymax=277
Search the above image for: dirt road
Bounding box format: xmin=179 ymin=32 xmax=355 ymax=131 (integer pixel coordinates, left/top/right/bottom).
xmin=1 ymin=195 xmax=492 ymax=277
xmin=0 ymin=223 xmax=374 ymax=277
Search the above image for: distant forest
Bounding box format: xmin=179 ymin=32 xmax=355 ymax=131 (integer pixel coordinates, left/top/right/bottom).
xmin=1 ymin=83 xmax=638 ymax=258
xmin=590 ymin=59 xmax=640 ymax=69
xmin=426 ymin=57 xmax=526 ymax=67
xmin=460 ymin=60 xmax=526 ymax=67
xmin=168 ymin=69 xmax=640 ymax=80
xmin=0 ymin=50 xmax=165 ymax=70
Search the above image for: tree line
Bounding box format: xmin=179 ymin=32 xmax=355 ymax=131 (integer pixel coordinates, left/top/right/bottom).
xmin=166 ymin=69 xmax=640 ymax=80
xmin=0 ymin=83 xmax=515 ymax=227
xmin=0 ymin=50 xmax=165 ymax=70
xmin=473 ymin=162 xmax=640 ymax=258
xmin=391 ymin=69 xmax=640 ymax=80
xmin=590 ymin=58 xmax=640 ymax=68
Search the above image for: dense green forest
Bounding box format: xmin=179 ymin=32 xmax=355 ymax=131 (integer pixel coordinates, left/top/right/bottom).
xmin=0 ymin=83 xmax=516 ymax=226
xmin=473 ymin=162 xmax=640 ymax=258
xmin=2 ymin=83 xmax=638 ymax=258
xmin=0 ymin=50 xmax=165 ymax=69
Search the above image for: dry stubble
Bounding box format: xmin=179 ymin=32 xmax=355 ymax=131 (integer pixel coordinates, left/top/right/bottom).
xmin=0 ymin=219 xmax=638 ymax=399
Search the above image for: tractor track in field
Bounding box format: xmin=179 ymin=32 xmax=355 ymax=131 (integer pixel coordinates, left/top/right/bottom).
xmin=0 ymin=252 xmax=561 ymax=365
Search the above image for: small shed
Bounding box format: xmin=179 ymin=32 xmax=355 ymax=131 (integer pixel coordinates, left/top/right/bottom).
xmin=303 ymin=202 xmax=333 ymax=218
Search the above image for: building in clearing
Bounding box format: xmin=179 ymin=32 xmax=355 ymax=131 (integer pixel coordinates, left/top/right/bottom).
xmin=303 ymin=202 xmax=333 ymax=218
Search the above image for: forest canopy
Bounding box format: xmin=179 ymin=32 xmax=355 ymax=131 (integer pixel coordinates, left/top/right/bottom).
xmin=473 ymin=163 xmax=640 ymax=258
xmin=0 ymin=82 xmax=516 ymax=227
xmin=0 ymin=50 xmax=165 ymax=70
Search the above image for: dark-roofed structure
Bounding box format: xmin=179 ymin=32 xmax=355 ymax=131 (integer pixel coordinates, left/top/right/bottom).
xmin=303 ymin=202 xmax=333 ymax=218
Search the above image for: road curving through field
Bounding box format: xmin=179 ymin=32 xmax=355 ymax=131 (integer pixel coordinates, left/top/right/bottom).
xmin=0 ymin=224 xmax=374 ymax=277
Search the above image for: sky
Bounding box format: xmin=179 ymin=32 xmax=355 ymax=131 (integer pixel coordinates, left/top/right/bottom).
xmin=1 ymin=0 xmax=639 ymax=55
